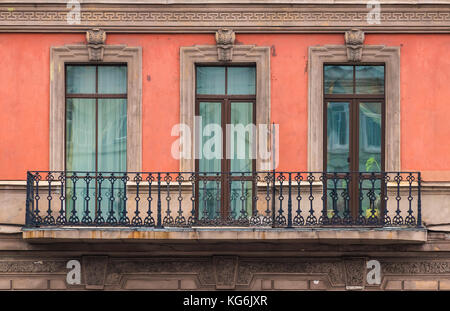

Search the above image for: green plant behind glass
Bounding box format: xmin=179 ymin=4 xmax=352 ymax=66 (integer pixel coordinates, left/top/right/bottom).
xmin=365 ymin=156 xmax=381 ymax=172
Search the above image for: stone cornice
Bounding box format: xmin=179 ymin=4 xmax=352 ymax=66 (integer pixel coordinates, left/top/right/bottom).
xmin=1 ymin=3 xmax=450 ymax=33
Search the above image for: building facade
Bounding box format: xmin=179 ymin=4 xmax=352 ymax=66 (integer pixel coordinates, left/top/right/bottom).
xmin=0 ymin=0 xmax=450 ymax=290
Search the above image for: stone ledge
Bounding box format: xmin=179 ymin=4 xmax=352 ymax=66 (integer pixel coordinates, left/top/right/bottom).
xmin=0 ymin=225 xmax=22 ymax=234
xmin=22 ymin=227 xmax=427 ymax=244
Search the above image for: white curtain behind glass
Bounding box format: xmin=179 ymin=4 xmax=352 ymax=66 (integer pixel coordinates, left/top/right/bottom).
xmin=65 ymin=66 xmax=127 ymax=220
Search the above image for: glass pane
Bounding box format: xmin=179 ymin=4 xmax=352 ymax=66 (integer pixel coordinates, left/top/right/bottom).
xmin=359 ymin=102 xmax=382 ymax=172
xmin=199 ymin=102 xmax=222 ymax=175
xmin=227 ymin=67 xmax=256 ymax=95
xmin=196 ymin=67 xmax=226 ymax=95
xmin=97 ymin=99 xmax=127 ymax=172
xmin=230 ymin=180 xmax=252 ymax=220
xmin=66 ymin=66 xmax=96 ymax=94
xmin=198 ymin=180 xmax=221 ymax=220
xmin=324 ymin=65 xmax=353 ymax=94
xmin=360 ymin=178 xmax=381 ymax=220
xmin=355 ymin=66 xmax=384 ymax=94
xmin=66 ymin=177 xmax=96 ymax=223
xmin=98 ymin=99 xmax=127 ymax=218
xmin=98 ymin=66 xmax=127 ymax=94
xmin=65 ymin=98 xmax=96 ymax=220
xmin=65 ymin=98 xmax=96 ymax=171
xmin=97 ymin=174 xmax=127 ymax=222
xmin=229 ymin=102 xmax=253 ymax=175
xmin=327 ymin=102 xmax=350 ymax=172
xmin=326 ymin=178 xmax=350 ymax=219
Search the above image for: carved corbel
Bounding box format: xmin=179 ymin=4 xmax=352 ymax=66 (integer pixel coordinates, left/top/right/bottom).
xmin=86 ymin=28 xmax=107 ymax=61
xmin=82 ymin=256 xmax=109 ymax=290
xmin=213 ymin=256 xmax=238 ymax=290
xmin=215 ymin=28 xmax=236 ymax=62
xmin=343 ymin=257 xmax=366 ymax=290
xmin=345 ymin=29 xmax=365 ymax=62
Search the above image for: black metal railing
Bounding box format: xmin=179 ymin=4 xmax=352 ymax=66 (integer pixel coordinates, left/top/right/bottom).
xmin=25 ymin=171 xmax=422 ymax=228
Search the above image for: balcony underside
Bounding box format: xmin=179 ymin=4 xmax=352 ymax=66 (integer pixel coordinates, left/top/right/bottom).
xmin=22 ymin=226 xmax=427 ymax=244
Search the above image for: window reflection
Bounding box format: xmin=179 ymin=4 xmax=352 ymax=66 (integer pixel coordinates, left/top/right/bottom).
xmin=355 ymin=66 xmax=384 ymax=94
xmin=324 ymin=65 xmax=353 ymax=94
xmin=324 ymin=65 xmax=384 ymax=94
xmin=327 ymin=102 xmax=350 ymax=172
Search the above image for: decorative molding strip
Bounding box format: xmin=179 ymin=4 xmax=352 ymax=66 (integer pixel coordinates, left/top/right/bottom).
xmin=2 ymin=1 xmax=449 ymax=4
xmin=0 ymin=256 xmax=450 ymax=290
xmin=1 ymin=5 xmax=450 ymax=33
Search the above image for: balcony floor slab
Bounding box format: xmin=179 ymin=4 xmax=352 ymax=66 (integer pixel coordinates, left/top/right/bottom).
xmin=21 ymin=227 xmax=427 ymax=244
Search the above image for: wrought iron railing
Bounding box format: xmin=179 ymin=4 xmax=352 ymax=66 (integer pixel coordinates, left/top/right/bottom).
xmin=25 ymin=171 xmax=422 ymax=228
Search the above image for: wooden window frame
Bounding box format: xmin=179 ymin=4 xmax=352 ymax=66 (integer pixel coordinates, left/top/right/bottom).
xmin=308 ymin=45 xmax=400 ymax=172
xmin=49 ymin=44 xmax=142 ymax=172
xmin=179 ymin=44 xmax=271 ymax=173
xmin=195 ymin=64 xmax=257 ymax=219
xmin=323 ymin=63 xmax=386 ymax=174
xmin=323 ymin=63 xmax=386 ymax=220
xmin=64 ymin=63 xmax=128 ymax=174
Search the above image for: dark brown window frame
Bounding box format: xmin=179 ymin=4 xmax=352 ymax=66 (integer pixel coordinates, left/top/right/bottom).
xmin=64 ymin=63 xmax=129 ymax=218
xmin=323 ymin=62 xmax=386 ymax=220
xmin=64 ymin=63 xmax=128 ymax=175
xmin=194 ymin=64 xmax=257 ymax=220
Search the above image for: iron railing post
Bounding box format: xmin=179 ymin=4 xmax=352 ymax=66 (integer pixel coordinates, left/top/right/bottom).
xmin=287 ymin=173 xmax=292 ymax=228
xmin=321 ymin=172 xmax=327 ymax=224
xmin=25 ymin=172 xmax=31 ymax=227
xmin=156 ymin=172 xmax=163 ymax=228
xmin=271 ymin=171 xmax=276 ymax=227
xmin=417 ymin=172 xmax=422 ymax=228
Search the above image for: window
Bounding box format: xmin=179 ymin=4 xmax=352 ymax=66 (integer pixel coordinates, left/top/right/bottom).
xmin=49 ymin=44 xmax=142 ymax=173
xmin=323 ymin=64 xmax=385 ymax=220
xmin=65 ymin=64 xmax=127 ymax=220
xmin=327 ymin=102 xmax=349 ymax=152
xmin=307 ymin=44 xmax=400 ymax=173
xmin=195 ymin=65 xmax=256 ymax=221
xmin=179 ymin=44 xmax=270 ymax=173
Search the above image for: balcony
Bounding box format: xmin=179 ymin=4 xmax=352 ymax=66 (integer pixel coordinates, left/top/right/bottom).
xmin=23 ymin=171 xmax=426 ymax=243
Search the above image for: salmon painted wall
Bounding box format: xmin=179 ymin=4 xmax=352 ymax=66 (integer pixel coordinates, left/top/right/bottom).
xmin=0 ymin=33 xmax=449 ymax=181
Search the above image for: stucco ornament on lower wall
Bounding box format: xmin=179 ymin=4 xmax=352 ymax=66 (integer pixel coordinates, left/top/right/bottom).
xmin=86 ymin=28 xmax=107 ymax=61
xmin=1 ymin=256 xmax=450 ymax=290
xmin=215 ymin=28 xmax=235 ymax=61
xmin=345 ymin=28 xmax=365 ymax=62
